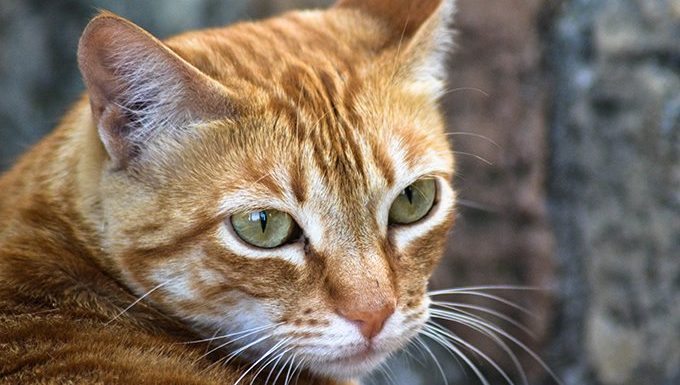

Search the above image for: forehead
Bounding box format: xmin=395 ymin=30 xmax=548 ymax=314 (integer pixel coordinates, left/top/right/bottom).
xmin=164 ymin=10 xmax=452 ymax=202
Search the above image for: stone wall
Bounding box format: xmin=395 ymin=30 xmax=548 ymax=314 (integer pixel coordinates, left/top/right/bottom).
xmin=549 ymin=1 xmax=680 ymax=384
xmin=432 ymin=0 xmax=555 ymax=382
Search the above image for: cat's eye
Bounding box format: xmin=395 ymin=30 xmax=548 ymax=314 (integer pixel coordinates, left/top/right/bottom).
xmin=231 ymin=210 xmax=300 ymax=249
xmin=388 ymin=178 xmax=437 ymax=225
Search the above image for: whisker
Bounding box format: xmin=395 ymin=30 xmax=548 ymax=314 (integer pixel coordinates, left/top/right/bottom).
xmin=431 ymin=301 xmax=536 ymax=338
xmin=272 ymin=353 xmax=294 ymax=385
xmin=455 ymin=199 xmax=499 ymax=213
xmin=233 ymin=337 xmax=291 ymax=385
xmin=106 ymin=279 xmax=176 ymax=326
xmin=182 ymin=323 xmax=280 ymax=345
xmin=261 ymin=346 xmax=292 ymax=385
xmin=376 ymin=356 xmax=399 ymax=385
xmin=378 ymin=364 xmax=396 ymax=385
xmin=220 ymin=334 xmax=274 ymax=369
xmin=255 ymin=339 xmax=300 ymax=385
xmin=444 ymin=132 xmax=501 ymax=149
xmin=430 ymin=285 xmax=546 ymax=293
xmin=425 ymin=322 xmax=515 ymax=385
xmin=429 ymin=314 xmax=529 ymax=385
xmin=402 ymin=338 xmax=428 ymax=367
xmin=292 ymin=355 xmax=306 ymax=385
xmin=455 ymin=151 xmax=493 ymax=165
xmin=429 ymin=290 xmax=536 ymax=319
xmin=420 ymin=327 xmax=490 ymax=385
xmin=429 ymin=311 xmax=563 ymax=385
xmin=202 ymin=324 xmax=224 ymax=356
xmin=194 ymin=325 xmax=276 ymax=366
xmin=437 ymin=150 xmax=494 ymax=166
xmin=414 ymin=335 xmax=450 ymax=385
xmin=283 ymin=353 xmax=298 ymax=385
xmin=440 ymin=86 xmax=490 ymax=98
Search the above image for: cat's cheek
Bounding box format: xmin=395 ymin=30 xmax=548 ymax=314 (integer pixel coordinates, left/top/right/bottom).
xmin=194 ymin=292 xmax=277 ymax=336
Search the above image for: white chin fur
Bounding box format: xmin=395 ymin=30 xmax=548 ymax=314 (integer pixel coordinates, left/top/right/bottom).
xmin=306 ymin=350 xmax=391 ymax=379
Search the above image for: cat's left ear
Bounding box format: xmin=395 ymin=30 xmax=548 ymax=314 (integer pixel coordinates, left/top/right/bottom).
xmin=336 ymin=0 xmax=455 ymax=95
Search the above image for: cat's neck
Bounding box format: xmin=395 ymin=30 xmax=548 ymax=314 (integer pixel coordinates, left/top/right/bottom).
xmin=0 ymin=98 xmax=103 ymax=252
xmin=0 ymin=99 xmax=124 ymax=308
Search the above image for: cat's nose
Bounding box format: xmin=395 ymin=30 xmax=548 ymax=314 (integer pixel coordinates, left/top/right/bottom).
xmin=337 ymin=300 xmax=396 ymax=340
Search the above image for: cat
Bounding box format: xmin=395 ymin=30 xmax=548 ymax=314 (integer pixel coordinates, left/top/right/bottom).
xmin=0 ymin=0 xmax=461 ymax=384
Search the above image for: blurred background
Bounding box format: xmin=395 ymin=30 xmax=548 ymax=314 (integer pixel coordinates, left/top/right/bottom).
xmin=1 ymin=1 xmax=678 ymax=384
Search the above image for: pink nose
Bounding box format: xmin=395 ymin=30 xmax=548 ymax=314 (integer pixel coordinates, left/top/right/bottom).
xmin=337 ymin=301 xmax=395 ymax=340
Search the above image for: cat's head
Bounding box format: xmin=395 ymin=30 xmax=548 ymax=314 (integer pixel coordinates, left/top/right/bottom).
xmin=78 ymin=0 xmax=456 ymax=379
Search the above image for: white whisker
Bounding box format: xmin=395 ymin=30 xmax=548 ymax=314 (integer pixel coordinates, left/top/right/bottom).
xmin=431 ymin=301 xmax=536 ymax=338
xmin=182 ymin=323 xmax=280 ymax=345
xmin=194 ymin=325 xmax=276 ymax=367
xmin=293 ymin=355 xmax=306 ymax=385
xmin=271 ymin=352 xmax=294 ymax=385
xmin=234 ymin=337 xmax=291 ymax=385
xmin=440 ymin=86 xmax=490 ymax=98
xmin=402 ymin=338 xmax=428 ymax=366
xmin=425 ymin=322 xmax=515 ymax=385
xmin=455 ymin=199 xmax=499 ymax=213
xmin=220 ymin=334 xmax=273 ymax=368
xmin=430 ymin=285 xmax=546 ymax=293
xmin=429 ymin=289 xmax=536 ymax=318
xmin=415 ymin=335 xmax=449 ymax=385
xmin=261 ymin=347 xmax=289 ymax=385
xmin=283 ymin=353 xmax=298 ymax=385
xmin=420 ymin=327 xmax=490 ymax=385
xmin=106 ymin=279 xmax=176 ymax=326
xmin=429 ymin=313 xmax=529 ymax=385
xmin=429 ymin=310 xmax=563 ymax=385
xmin=444 ymin=131 xmax=500 ymax=149
xmin=376 ymin=360 xmax=398 ymax=385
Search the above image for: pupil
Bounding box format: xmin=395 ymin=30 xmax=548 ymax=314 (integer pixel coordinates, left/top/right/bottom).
xmin=259 ymin=211 xmax=267 ymax=232
xmin=404 ymin=185 xmax=414 ymax=204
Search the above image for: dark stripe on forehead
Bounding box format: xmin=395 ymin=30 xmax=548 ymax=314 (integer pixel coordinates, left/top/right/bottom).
xmin=289 ymin=158 xmax=307 ymax=204
xmin=284 ymin=14 xmax=356 ymax=71
xmin=204 ymin=36 xmax=271 ymax=91
xmin=370 ymin=138 xmax=396 ymax=186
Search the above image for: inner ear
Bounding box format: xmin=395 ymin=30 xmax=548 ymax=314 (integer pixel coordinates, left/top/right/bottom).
xmin=77 ymin=12 xmax=234 ymax=168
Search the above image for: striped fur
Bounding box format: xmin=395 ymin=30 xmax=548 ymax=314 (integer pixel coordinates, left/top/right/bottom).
xmin=0 ymin=1 xmax=456 ymax=383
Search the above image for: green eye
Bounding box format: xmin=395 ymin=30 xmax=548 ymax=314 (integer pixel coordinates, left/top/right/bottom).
xmin=231 ymin=209 xmax=300 ymax=249
xmin=388 ymin=179 xmax=437 ymax=225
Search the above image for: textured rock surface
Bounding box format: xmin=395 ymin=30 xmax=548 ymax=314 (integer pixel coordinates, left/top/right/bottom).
xmin=431 ymin=0 xmax=556 ymax=382
xmin=549 ymin=1 xmax=680 ymax=385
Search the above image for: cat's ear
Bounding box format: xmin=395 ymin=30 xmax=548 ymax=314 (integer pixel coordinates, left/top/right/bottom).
xmin=335 ymin=0 xmax=455 ymax=95
xmin=78 ymin=12 xmax=233 ymax=168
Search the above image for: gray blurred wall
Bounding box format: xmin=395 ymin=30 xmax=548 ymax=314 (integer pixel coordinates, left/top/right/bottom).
xmin=1 ymin=1 xmax=679 ymax=385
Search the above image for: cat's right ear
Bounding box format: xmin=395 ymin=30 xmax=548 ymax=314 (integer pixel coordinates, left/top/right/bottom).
xmin=78 ymin=12 xmax=233 ymax=168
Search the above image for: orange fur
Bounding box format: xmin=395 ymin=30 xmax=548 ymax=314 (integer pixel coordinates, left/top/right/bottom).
xmin=0 ymin=1 xmax=456 ymax=383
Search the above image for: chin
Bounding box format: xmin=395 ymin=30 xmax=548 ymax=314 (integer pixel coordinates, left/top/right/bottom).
xmin=307 ymin=349 xmax=392 ymax=379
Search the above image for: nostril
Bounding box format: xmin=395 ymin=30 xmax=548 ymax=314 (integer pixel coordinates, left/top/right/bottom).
xmin=337 ymin=301 xmax=396 ymax=340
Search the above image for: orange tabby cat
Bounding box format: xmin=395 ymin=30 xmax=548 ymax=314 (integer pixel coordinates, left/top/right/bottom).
xmin=0 ymin=0 xmax=457 ymax=384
